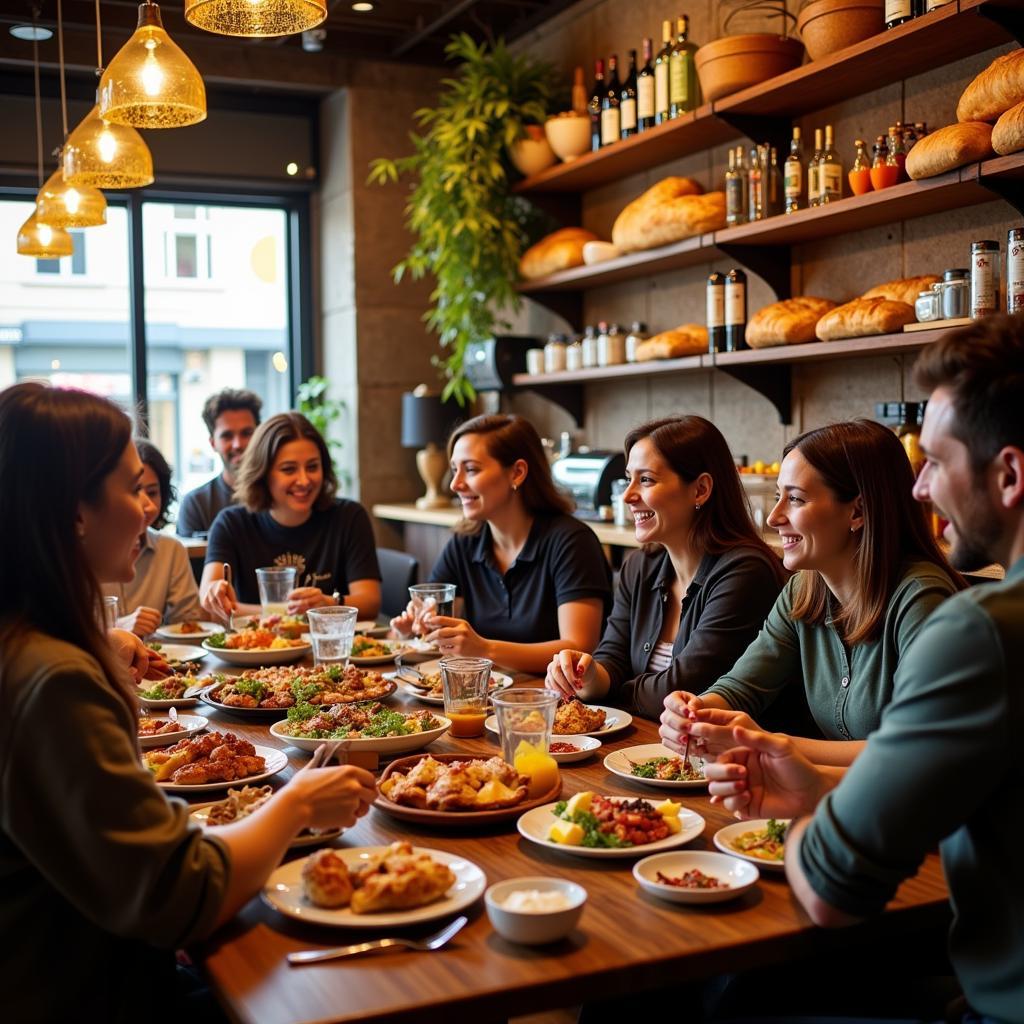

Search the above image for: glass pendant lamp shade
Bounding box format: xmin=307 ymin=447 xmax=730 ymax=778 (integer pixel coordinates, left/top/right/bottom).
xmin=184 ymin=0 xmax=327 ymax=37
xmin=64 ymin=104 xmax=155 ymax=189
xmin=17 ymin=212 xmax=74 ymax=258
xmin=35 ymin=168 xmax=107 ymax=229
xmin=99 ymin=3 xmax=206 ymax=129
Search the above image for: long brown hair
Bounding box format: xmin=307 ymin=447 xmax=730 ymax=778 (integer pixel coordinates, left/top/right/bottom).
xmin=786 ymin=419 xmax=964 ymax=644
xmin=0 ymin=383 xmax=135 ymax=707
xmin=624 ymin=415 xmax=786 ymax=583
xmin=234 ymin=412 xmax=338 ymax=513
xmin=448 ymin=414 xmax=573 ymax=535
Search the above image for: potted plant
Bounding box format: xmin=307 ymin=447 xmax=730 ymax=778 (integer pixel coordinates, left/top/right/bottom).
xmin=368 ymin=33 xmax=557 ymax=404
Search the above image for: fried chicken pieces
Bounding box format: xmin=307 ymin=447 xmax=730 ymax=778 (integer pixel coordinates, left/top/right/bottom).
xmin=554 ymin=699 xmax=607 ymax=735
xmin=379 ymin=755 xmax=528 ymax=811
xmin=144 ymin=731 xmax=265 ymax=785
xmin=301 ymin=842 xmax=455 ymax=913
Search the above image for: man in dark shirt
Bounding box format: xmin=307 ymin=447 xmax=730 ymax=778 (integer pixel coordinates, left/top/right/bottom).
xmin=705 ymin=316 xmax=1024 ymax=1024
xmin=176 ymin=389 xmax=261 ymax=538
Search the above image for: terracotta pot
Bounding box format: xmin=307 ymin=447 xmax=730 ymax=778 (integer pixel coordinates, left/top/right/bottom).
xmin=509 ymin=125 xmax=557 ymax=177
xmin=695 ymin=34 xmax=805 ymax=103
xmin=797 ymin=0 xmax=884 ymax=61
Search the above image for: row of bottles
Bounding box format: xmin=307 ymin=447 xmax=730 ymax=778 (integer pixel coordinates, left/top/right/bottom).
xmin=848 ymin=122 xmax=928 ymax=194
xmin=589 ymin=14 xmax=700 ymax=151
xmin=726 ymin=145 xmax=783 ymax=225
xmin=535 ymin=324 xmax=652 ymax=373
xmin=885 ymin=1 xmax=953 ymax=31
xmin=706 ymin=269 xmax=747 ymax=352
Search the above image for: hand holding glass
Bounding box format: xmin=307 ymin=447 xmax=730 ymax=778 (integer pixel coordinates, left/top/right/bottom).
xmin=306 ymin=606 xmax=359 ymax=668
xmin=409 ymin=583 xmax=456 ymax=633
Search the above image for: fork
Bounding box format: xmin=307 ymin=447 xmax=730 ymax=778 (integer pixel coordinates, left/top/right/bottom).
xmin=287 ymin=915 xmax=468 ymax=965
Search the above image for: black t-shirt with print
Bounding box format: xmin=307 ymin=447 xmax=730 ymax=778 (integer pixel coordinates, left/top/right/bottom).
xmin=205 ymin=499 xmax=381 ymax=603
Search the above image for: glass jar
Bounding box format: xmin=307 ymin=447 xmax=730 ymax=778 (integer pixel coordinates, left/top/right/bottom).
xmin=565 ymin=340 xmax=583 ymax=371
xmin=581 ymin=325 xmax=599 ymax=368
xmin=915 ymin=287 xmax=941 ymax=322
xmin=939 ymin=269 xmax=969 ymax=320
xmin=1007 ymin=228 xmax=1024 ymax=314
xmin=598 ymin=323 xmax=625 ymax=367
xmin=971 ymin=240 xmax=1000 ymax=318
xmin=624 ymin=321 xmax=648 ymax=362
xmin=543 ymin=333 xmax=568 ymax=373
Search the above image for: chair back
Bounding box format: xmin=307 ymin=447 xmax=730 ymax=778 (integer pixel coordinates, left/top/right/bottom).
xmin=376 ymin=547 xmax=420 ymax=618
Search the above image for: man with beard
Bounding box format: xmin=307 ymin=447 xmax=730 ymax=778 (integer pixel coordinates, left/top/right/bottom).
xmin=177 ymin=388 xmax=262 ymax=538
xmin=703 ymin=315 xmax=1023 ymax=1024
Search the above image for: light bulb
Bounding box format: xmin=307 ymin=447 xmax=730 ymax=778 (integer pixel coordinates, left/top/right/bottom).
xmin=141 ymin=53 xmax=165 ymax=97
xmin=64 ymin=188 xmax=82 ymax=215
xmin=97 ymin=129 xmax=118 ymax=163
xmin=38 ymin=223 xmax=53 ymax=246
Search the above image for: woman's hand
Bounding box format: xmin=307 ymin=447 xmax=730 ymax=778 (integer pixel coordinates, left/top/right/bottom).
xmin=116 ymin=605 xmax=162 ymax=638
xmin=545 ymin=650 xmax=595 ymax=698
xmin=285 ymin=754 xmax=378 ymax=832
xmin=686 ymin=707 xmax=761 ymax=758
xmin=202 ymin=578 xmax=238 ymax=623
xmin=389 ymin=600 xmax=418 ymax=639
xmin=705 ymin=726 xmax=828 ymax=820
xmin=286 ymin=587 xmax=335 ymax=614
xmin=107 ymin=629 xmax=169 ymax=684
xmin=422 ymin=615 xmax=488 ymax=658
xmin=658 ymin=690 xmax=705 ymax=755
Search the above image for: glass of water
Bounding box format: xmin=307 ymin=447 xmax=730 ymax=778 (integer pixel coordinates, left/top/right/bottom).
xmin=306 ymin=605 xmax=358 ymax=668
xmin=408 ymin=582 xmax=457 ymax=633
xmin=256 ymin=566 xmax=297 ymax=617
xmin=102 ymin=595 xmax=120 ymax=629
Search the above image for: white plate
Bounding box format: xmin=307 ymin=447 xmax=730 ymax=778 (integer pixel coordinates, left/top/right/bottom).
xmin=486 ymin=704 xmax=632 ymax=739
xmin=137 ymin=713 xmax=208 ymax=749
xmin=200 ymin=639 xmax=311 ymax=666
xmin=349 ymin=638 xmax=410 ymax=666
xmin=604 ymin=743 xmax=707 ymax=789
xmin=713 ymin=819 xmax=789 ymax=872
xmin=136 ymin=692 xmax=200 ymax=710
xmin=269 ymin=714 xmax=451 ymax=755
xmin=153 ymin=621 xmax=223 ymax=641
xmin=633 ymin=851 xmax=759 ymax=904
xmin=154 ymin=744 xmax=289 ymax=793
xmin=387 ymin=663 xmax=514 ymax=706
xmin=548 ymin=736 xmax=602 ymax=763
xmin=154 ymin=643 xmax=208 ymax=666
xmin=262 ymin=846 xmax=486 ymax=928
xmin=190 ymin=803 xmax=342 ymax=849
xmin=517 ymin=799 xmax=705 ymax=859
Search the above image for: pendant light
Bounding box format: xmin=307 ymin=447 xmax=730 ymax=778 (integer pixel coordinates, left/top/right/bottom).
xmin=63 ymin=0 xmax=154 ymax=189
xmin=184 ymin=0 xmax=327 ymax=37
xmin=99 ymin=2 xmax=206 ymax=129
xmin=17 ymin=8 xmax=72 ymax=258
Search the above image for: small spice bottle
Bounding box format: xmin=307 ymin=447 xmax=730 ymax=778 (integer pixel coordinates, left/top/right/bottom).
xmin=543 ymin=333 xmax=568 ymax=373
xmin=971 ymin=240 xmax=1000 ymax=318
xmin=599 ymin=323 xmax=626 ymax=366
xmin=581 ymin=325 xmax=598 ymax=368
xmin=848 ymin=139 xmax=872 ymax=195
xmin=624 ymin=321 xmax=648 ymax=362
xmin=1007 ymin=228 xmax=1024 ymax=314
xmin=565 ymin=338 xmax=583 ymax=371
xmin=870 ymin=135 xmax=898 ymax=190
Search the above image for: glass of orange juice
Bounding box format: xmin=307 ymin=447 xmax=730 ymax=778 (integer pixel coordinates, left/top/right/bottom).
xmin=439 ymin=656 xmax=492 ymax=738
xmin=490 ymin=689 xmax=560 ymax=798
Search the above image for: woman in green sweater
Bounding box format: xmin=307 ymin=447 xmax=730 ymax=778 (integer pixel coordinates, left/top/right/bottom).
xmin=660 ymin=419 xmax=964 ymax=767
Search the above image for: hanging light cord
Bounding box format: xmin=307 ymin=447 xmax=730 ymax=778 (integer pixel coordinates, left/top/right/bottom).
xmin=94 ymin=0 xmax=103 ymax=74
xmin=32 ymin=6 xmax=43 ymax=188
xmin=57 ymin=0 xmax=68 ymax=139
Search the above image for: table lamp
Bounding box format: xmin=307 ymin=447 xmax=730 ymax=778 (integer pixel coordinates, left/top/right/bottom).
xmin=401 ymin=386 xmax=462 ymax=510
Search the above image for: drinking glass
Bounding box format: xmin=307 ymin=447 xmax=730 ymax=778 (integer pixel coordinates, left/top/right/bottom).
xmin=490 ymin=689 xmax=560 ymax=797
xmin=306 ymin=606 xmax=359 ymax=668
xmin=256 ymin=566 xmax=297 ymax=617
xmin=102 ymin=595 xmax=120 ymax=629
xmin=408 ymin=582 xmax=456 ymax=636
xmin=440 ymin=656 xmax=492 ymax=738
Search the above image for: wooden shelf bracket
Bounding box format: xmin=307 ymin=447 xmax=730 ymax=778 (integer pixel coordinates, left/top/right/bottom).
xmin=515 ymin=382 xmax=585 ymax=425
xmin=974 ymin=0 xmax=1024 ymax=44
xmin=715 ymin=243 xmax=792 ymax=301
xmin=978 ymin=169 xmax=1024 ymax=217
xmin=713 ymin=113 xmax=792 ymax=163
xmin=716 ymin=362 xmax=793 ymax=425
xmin=520 ymin=290 xmax=584 ymax=329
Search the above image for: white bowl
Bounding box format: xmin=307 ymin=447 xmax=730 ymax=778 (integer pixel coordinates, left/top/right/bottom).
xmin=485 ymin=877 xmax=586 ymax=945
xmin=544 ymin=113 xmax=591 ymax=162
xmin=633 ymin=850 xmax=759 ymax=904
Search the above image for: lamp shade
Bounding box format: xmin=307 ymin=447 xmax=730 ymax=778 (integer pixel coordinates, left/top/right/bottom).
xmin=185 ymin=0 xmax=327 ymax=37
xmin=401 ymin=391 xmax=461 ymax=449
xmin=99 ymin=2 xmax=207 ymax=130
xmin=35 ymin=168 xmax=107 ymax=229
xmin=17 ymin=213 xmax=74 ymax=258
xmin=63 ymin=104 xmax=155 ymax=189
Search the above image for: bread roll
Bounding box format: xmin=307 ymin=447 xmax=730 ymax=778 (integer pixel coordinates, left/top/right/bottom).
xmin=302 ymin=849 xmax=353 ymax=908
xmin=957 ymin=48 xmax=1024 ymax=123
xmin=815 ymin=298 xmax=917 ymax=342
xmin=993 ymin=99 xmax=1024 ymax=155
xmin=747 ymin=297 xmax=838 ymax=348
xmin=581 ymin=240 xmax=621 ymax=265
xmin=905 ymin=122 xmax=994 ymax=180
xmin=611 ymin=177 xmax=725 ymax=253
xmin=861 ymin=275 xmax=940 ymax=306
xmin=635 ymin=323 xmax=708 ymax=360
xmin=519 ymin=227 xmax=598 ymax=280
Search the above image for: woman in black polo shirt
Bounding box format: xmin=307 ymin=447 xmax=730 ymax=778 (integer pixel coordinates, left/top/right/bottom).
xmin=200 ymin=412 xmax=381 ymax=620
xmin=545 ymin=416 xmax=788 ymax=721
xmin=392 ymin=414 xmax=612 ymax=673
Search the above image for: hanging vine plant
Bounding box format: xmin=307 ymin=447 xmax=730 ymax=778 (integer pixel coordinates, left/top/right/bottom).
xmin=368 ymin=33 xmax=557 ymax=405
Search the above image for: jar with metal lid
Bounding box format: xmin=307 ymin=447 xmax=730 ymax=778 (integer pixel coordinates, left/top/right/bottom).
xmin=598 ymin=323 xmax=626 ymax=367
xmin=915 ymin=287 xmax=941 ymax=322
xmin=1008 ymin=228 xmax=1024 ymax=314
xmin=565 ymin=339 xmax=583 ymax=371
xmin=581 ymin=325 xmax=598 ymax=368
xmin=625 ymin=321 xmax=648 ymax=363
xmin=971 ymin=240 xmax=1000 ymax=318
xmin=543 ymin=333 xmax=568 ymax=373
xmin=938 ymin=269 xmax=969 ymax=320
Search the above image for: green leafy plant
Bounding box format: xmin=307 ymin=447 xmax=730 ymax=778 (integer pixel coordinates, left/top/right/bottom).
xmin=297 ymin=376 xmax=349 ymax=481
xmin=368 ymin=33 xmax=557 ymax=404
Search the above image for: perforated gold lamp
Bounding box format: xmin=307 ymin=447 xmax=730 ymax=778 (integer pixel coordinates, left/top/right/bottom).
xmin=99 ymin=2 xmax=206 ymax=129
xmin=35 ymin=166 xmax=107 ymax=228
xmin=63 ymin=103 xmax=154 ymax=189
xmin=184 ymin=0 xmax=327 ymax=37
xmin=17 ymin=213 xmax=74 ymax=258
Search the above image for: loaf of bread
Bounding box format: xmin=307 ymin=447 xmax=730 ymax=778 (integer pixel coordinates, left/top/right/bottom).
xmin=815 ymin=298 xmax=917 ymax=342
xmin=519 ymin=227 xmax=599 ymax=280
xmin=611 ymin=177 xmax=725 ymax=253
xmin=582 ymin=240 xmax=622 ymax=265
xmin=635 ymin=323 xmax=708 ymax=360
xmin=993 ymin=99 xmax=1024 ymax=155
xmin=861 ymin=275 xmax=940 ymax=307
xmin=905 ymin=122 xmax=994 ymax=180
xmin=957 ymin=48 xmax=1024 ymax=123
xmin=747 ymin=297 xmax=838 ymax=348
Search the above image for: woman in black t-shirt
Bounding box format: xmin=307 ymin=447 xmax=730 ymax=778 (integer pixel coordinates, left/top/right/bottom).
xmin=201 ymin=413 xmax=381 ymax=620
xmin=391 ymin=414 xmax=611 ymax=674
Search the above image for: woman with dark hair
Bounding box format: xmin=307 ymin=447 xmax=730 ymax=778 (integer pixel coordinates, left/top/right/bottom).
xmin=200 ymin=411 xmax=381 ymax=619
xmin=661 ymin=418 xmax=965 ymax=766
xmin=103 ymin=438 xmax=203 ymax=636
xmin=545 ymin=416 xmax=787 ymax=720
xmin=391 ymin=414 xmax=612 ymax=673
xmin=0 ymin=383 xmax=376 ymax=1022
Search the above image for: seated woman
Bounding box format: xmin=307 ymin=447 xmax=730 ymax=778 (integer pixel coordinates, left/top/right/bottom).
xmin=0 ymin=383 xmax=376 ymax=1021
xmin=200 ymin=412 xmax=381 ymax=620
xmin=391 ymin=414 xmax=612 ymax=674
xmin=102 ymin=439 xmax=203 ymax=637
xmin=660 ymin=418 xmax=964 ymax=767
xmin=544 ymin=416 xmax=787 ymax=720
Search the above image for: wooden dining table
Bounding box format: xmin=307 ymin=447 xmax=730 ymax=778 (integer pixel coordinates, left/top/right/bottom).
xmin=179 ymin=653 xmax=951 ymax=1024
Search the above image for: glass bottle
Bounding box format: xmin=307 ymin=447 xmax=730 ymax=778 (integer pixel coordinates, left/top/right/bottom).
xmin=725 ymin=268 xmax=748 ymax=352
xmin=625 ymin=321 xmax=648 ymax=362
xmin=848 ymin=139 xmax=872 ymax=195
xmin=543 ymin=333 xmax=567 ymax=373
xmin=707 ymin=272 xmax=725 ymax=353
xmin=669 ymin=14 xmax=700 ymax=118
xmin=747 ymin=146 xmax=764 ymax=222
xmin=885 ymin=1 xmax=914 ymax=29
xmin=637 ymin=38 xmax=656 ymax=132
xmin=819 ymin=124 xmax=842 ymax=203
xmin=887 ymin=124 xmax=907 ymax=182
xmin=766 ymin=146 xmax=782 ymax=217
xmin=599 ymin=322 xmax=626 ymax=366
xmin=871 ymin=134 xmax=899 ymax=190
xmin=808 ymin=128 xmax=823 ymax=208
xmin=784 ymin=126 xmax=803 ymax=214
xmin=620 ymin=49 xmax=638 ymax=140
xmin=601 ymin=55 xmax=621 ymax=147
xmin=588 ymin=59 xmax=605 ymax=153
xmin=581 ymin=325 xmax=598 ymax=368
xmin=725 ymin=147 xmax=745 ymax=226
xmin=654 ymin=20 xmax=672 ymax=126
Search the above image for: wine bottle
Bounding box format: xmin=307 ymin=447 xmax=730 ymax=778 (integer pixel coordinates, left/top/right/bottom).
xmin=601 ymin=55 xmax=621 ymax=148
xmin=654 ymin=20 xmax=672 ymax=126
xmin=620 ymin=49 xmax=638 ymax=139
xmin=885 ymin=0 xmax=914 ymax=28
xmin=819 ymin=124 xmax=842 ymax=204
xmin=588 ymin=59 xmax=605 ymax=152
xmin=809 ymin=128 xmax=823 ymax=208
xmin=767 ymin=146 xmax=782 ymax=218
xmin=748 ymin=146 xmax=764 ymax=223
xmin=784 ymin=126 xmax=803 ymax=214
xmin=669 ymin=14 xmax=699 ymax=118
xmin=707 ymin=272 xmax=726 ymax=353
xmin=725 ymin=146 xmax=746 ymax=227
xmin=725 ymin=268 xmax=748 ymax=352
xmin=638 ymin=38 xmax=656 ymax=132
